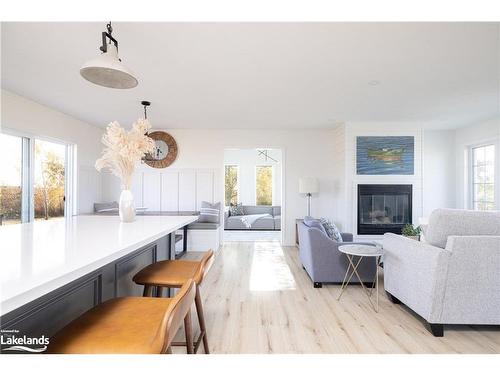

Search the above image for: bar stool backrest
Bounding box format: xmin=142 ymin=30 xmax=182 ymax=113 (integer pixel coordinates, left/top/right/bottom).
xmin=194 ymin=250 xmax=215 ymax=285
xmin=157 ymin=278 xmax=196 ymax=353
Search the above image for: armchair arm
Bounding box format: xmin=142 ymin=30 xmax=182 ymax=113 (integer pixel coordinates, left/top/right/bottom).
xmin=441 ymin=236 xmax=500 ymax=324
xmin=383 ymin=233 xmax=450 ymax=322
xmin=340 ymin=232 xmax=353 ymax=242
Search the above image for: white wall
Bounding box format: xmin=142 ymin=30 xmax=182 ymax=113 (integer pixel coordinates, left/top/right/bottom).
xmin=101 ymin=128 xmax=336 ymax=246
xmin=1 ymin=90 xmax=103 ymax=214
xmin=454 ymin=117 xmax=500 ymax=209
xmin=422 ymin=129 xmax=456 ymax=216
xmin=223 ymin=149 xmax=282 ymax=206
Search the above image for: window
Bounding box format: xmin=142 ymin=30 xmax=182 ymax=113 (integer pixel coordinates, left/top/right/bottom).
xmin=0 ymin=134 xmax=24 ymax=225
xmin=256 ymin=166 xmax=273 ymax=205
xmin=34 ymin=139 xmax=66 ymax=220
xmin=471 ymin=144 xmax=495 ymax=211
xmin=0 ymin=132 xmax=71 ymax=225
xmin=225 ymin=165 xmax=238 ymax=206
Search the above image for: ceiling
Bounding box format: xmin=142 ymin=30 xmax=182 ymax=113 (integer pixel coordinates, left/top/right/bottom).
xmin=1 ymin=22 xmax=499 ymax=129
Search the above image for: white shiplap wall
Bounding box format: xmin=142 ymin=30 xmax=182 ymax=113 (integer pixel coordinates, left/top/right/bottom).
xmin=102 ymin=168 xmax=216 ymax=212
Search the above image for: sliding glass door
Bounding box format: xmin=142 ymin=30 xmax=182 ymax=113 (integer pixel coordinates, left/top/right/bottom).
xmin=0 ymin=133 xmax=24 ymax=224
xmin=0 ymin=132 xmax=70 ymax=225
xmin=34 ymin=139 xmax=66 ymax=220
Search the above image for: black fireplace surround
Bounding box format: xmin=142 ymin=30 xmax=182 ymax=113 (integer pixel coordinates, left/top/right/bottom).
xmin=357 ymin=184 xmax=412 ymax=235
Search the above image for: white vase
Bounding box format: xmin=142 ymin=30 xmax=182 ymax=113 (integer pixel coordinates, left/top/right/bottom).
xmin=119 ymin=189 xmax=136 ymax=222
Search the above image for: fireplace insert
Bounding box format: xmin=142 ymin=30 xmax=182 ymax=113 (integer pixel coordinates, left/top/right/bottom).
xmin=357 ymin=184 xmax=412 ymax=235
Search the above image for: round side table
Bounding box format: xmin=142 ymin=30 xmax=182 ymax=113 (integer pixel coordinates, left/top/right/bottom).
xmin=337 ymin=244 xmax=384 ymax=312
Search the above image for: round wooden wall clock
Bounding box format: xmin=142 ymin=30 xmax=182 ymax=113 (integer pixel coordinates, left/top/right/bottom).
xmin=144 ymin=131 xmax=178 ymax=168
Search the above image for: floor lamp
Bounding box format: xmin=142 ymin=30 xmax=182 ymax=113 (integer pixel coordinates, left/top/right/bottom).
xmin=299 ymin=178 xmax=319 ymax=217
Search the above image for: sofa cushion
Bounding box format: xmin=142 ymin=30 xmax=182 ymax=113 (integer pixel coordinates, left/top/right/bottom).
xmin=198 ymin=201 xmax=221 ymax=223
xmin=303 ymin=216 xmax=327 ymax=235
xmin=242 ymin=205 xmax=274 ymax=215
xmin=272 ymin=206 xmax=281 ymax=216
xmin=188 ymin=222 xmax=220 ymax=230
xmin=225 ymin=215 xmax=248 ymax=230
xmin=425 ymin=208 xmax=500 ymax=248
xmin=319 ymin=218 xmax=343 ymax=242
xmin=249 ymin=215 xmax=275 ymax=230
xmin=94 ymin=201 xmax=118 ymax=213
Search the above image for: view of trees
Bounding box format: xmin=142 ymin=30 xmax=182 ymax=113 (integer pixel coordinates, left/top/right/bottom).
xmin=0 ymin=136 xmax=65 ymax=224
xmin=225 ymin=165 xmax=238 ymax=206
xmin=0 ymin=186 xmax=22 ymax=224
xmin=0 ymin=133 xmax=23 ymax=225
xmin=256 ymin=166 xmax=273 ymax=205
xmin=34 ymin=142 xmax=65 ymax=220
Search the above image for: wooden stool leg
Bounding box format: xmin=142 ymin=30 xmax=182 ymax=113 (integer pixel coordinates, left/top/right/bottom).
xmin=195 ymin=287 xmax=210 ymax=354
xmin=143 ymin=285 xmax=152 ymax=297
xmin=184 ymin=309 xmax=194 ymax=354
xmin=156 ymin=286 xmax=164 ymax=297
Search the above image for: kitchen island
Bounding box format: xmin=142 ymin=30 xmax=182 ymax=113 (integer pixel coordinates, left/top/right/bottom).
xmin=0 ymin=215 xmax=197 ymax=341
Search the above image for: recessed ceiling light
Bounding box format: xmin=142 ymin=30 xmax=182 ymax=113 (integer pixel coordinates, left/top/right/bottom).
xmin=368 ymin=80 xmax=381 ymax=86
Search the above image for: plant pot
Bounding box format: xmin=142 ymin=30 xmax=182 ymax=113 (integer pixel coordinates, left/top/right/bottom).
xmin=119 ymin=189 xmax=136 ymax=223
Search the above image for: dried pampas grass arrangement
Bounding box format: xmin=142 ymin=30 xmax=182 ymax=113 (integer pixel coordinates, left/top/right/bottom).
xmin=95 ymin=119 xmax=155 ymax=189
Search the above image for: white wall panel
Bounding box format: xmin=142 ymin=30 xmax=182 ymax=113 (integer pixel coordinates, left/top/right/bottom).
xmin=143 ymin=173 xmax=161 ymax=211
xmin=178 ymin=171 xmax=196 ymax=211
xmin=131 ymin=172 xmax=143 ymax=207
xmin=161 ymin=172 xmax=179 ymax=211
xmin=196 ymin=171 xmax=214 ymax=209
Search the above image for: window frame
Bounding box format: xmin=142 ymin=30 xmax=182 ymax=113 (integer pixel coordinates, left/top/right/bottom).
xmin=255 ymin=165 xmax=273 ymax=206
xmin=1 ymin=129 xmax=75 ymax=223
xmin=224 ymin=164 xmax=239 ymax=207
xmin=468 ymin=141 xmax=497 ymax=211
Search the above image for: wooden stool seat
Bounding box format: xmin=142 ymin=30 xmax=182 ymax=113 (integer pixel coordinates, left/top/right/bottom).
xmin=48 ymin=280 xmax=196 ymax=354
xmin=133 ymin=260 xmax=202 ymax=287
xmin=133 ymin=250 xmax=214 ymax=354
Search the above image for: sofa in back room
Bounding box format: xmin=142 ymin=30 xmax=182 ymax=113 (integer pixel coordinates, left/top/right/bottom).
xmin=224 ymin=205 xmax=281 ymax=230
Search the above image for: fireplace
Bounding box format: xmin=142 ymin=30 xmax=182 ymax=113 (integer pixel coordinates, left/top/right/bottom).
xmin=357 ymin=184 xmax=412 ymax=235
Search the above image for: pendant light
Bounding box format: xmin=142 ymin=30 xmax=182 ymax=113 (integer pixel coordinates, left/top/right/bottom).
xmin=80 ymin=22 xmax=138 ymax=89
xmin=142 ymin=100 xmax=151 ymax=135
xmin=141 ymin=100 xmax=154 ymax=164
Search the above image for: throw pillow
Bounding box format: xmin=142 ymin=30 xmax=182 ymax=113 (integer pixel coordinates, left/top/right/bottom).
xmin=319 ymin=218 xmax=343 ymax=242
xmin=229 ymin=203 xmax=245 ymax=216
xmin=303 ymin=216 xmax=327 ymax=235
xmin=198 ymin=201 xmax=221 ymax=223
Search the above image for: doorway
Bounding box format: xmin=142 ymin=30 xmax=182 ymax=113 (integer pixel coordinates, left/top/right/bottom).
xmin=223 ymin=148 xmax=283 ymax=242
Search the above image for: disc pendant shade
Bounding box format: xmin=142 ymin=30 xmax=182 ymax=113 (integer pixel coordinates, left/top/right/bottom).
xmin=80 ymin=43 xmax=138 ymax=89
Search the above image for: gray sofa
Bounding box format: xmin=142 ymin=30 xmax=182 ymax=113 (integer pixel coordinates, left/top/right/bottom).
xmin=297 ymin=217 xmax=377 ymax=288
xmin=383 ymin=208 xmax=500 ymax=337
xmin=224 ymin=205 xmax=281 ymax=230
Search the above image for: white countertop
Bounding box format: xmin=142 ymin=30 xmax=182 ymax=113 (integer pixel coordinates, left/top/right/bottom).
xmin=0 ymin=215 xmax=197 ymax=315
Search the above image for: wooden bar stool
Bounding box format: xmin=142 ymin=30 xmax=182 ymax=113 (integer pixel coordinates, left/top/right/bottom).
xmin=133 ymin=250 xmax=214 ymax=354
xmin=47 ymin=279 xmax=196 ymax=354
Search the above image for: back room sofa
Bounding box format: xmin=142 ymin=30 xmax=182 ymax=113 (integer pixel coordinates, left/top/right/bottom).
xmin=224 ymin=205 xmax=281 ymax=230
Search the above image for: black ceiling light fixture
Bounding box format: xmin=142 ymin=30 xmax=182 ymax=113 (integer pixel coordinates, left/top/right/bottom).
xmin=80 ymin=22 xmax=138 ymax=89
xmin=141 ymin=100 xmax=151 ymax=135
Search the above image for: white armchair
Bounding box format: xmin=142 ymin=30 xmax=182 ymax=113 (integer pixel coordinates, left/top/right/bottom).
xmin=383 ymin=209 xmax=500 ymax=337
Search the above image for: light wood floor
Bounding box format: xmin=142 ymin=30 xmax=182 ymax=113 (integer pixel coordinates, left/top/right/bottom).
xmin=181 ymin=241 xmax=500 ymax=354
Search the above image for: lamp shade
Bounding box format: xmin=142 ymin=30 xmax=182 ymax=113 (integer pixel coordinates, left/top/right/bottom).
xmin=80 ymin=44 xmax=138 ymax=89
xmin=299 ymin=178 xmax=319 ymax=194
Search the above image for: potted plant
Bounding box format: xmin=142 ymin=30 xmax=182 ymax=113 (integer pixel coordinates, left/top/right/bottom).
xmin=401 ymin=224 xmax=422 ymax=241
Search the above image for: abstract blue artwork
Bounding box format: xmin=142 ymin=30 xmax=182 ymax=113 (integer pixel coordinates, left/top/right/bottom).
xmin=356 ymin=136 xmax=414 ymax=175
